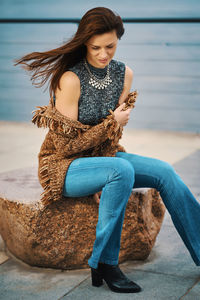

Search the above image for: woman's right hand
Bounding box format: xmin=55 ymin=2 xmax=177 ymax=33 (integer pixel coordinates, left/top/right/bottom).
xmin=113 ymin=103 xmax=132 ymax=126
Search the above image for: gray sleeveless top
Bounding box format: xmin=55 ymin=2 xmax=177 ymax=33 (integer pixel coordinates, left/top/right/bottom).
xmin=54 ymin=60 xmax=125 ymax=125
xmin=54 ymin=59 xmax=125 ymax=126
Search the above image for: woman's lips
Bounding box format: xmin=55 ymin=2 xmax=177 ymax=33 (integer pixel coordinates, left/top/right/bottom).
xmin=99 ymin=59 xmax=108 ymax=63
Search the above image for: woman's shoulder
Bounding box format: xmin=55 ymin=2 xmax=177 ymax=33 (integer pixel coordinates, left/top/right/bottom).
xmin=59 ymin=60 xmax=85 ymax=86
xmin=110 ymin=60 xmax=130 ymax=82
xmin=68 ymin=60 xmax=85 ymax=77
xmin=60 ymin=71 xmax=79 ymax=86
xmin=110 ymin=59 xmax=125 ymax=71
xmin=111 ymin=59 xmax=133 ymax=80
xmin=110 ymin=59 xmax=132 ymax=72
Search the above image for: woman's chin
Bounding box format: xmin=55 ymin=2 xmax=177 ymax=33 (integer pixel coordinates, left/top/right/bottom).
xmin=96 ymin=59 xmax=111 ymax=68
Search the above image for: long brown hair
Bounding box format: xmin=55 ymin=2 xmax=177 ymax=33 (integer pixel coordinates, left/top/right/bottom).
xmin=14 ymin=7 xmax=124 ymax=96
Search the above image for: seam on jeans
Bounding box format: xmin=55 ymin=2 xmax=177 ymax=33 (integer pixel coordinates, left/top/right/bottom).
xmin=68 ymin=165 xmax=118 ymax=172
xmin=67 ymin=165 xmax=121 ymax=186
xmin=169 ymin=202 xmax=200 ymax=264
xmin=163 ymin=187 xmax=185 ymax=219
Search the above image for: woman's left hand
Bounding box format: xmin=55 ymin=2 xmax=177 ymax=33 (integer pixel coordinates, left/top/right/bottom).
xmin=93 ymin=191 xmax=102 ymax=204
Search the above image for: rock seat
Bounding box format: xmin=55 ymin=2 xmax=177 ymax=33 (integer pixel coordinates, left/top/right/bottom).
xmin=0 ymin=167 xmax=165 ymax=270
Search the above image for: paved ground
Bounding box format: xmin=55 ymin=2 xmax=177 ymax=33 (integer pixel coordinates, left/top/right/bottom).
xmin=0 ymin=123 xmax=199 ymax=299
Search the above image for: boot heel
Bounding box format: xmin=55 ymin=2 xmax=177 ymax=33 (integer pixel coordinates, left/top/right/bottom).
xmin=91 ymin=268 xmax=103 ymax=287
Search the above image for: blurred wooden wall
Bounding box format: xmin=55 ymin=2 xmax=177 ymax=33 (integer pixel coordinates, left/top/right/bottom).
xmin=0 ymin=0 xmax=200 ymax=133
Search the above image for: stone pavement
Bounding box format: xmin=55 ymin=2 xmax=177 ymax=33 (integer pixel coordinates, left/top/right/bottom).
xmin=0 ymin=122 xmax=200 ymax=299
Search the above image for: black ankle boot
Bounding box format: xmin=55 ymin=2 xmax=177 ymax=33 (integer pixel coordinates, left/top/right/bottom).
xmin=91 ymin=262 xmax=142 ymax=293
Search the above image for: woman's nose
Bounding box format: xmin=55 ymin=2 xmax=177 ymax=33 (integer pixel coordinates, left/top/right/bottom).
xmin=99 ymin=48 xmax=108 ymax=58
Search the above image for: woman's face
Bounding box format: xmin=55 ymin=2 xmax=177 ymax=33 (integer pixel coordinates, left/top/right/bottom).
xmin=85 ymin=30 xmax=118 ymax=68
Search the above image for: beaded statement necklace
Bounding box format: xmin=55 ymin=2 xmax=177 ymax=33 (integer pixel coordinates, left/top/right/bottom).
xmin=84 ymin=59 xmax=112 ymax=90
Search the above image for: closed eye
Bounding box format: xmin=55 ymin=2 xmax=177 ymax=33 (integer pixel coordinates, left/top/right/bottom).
xmin=91 ymin=45 xmax=114 ymax=50
xmin=107 ymin=45 xmax=114 ymax=49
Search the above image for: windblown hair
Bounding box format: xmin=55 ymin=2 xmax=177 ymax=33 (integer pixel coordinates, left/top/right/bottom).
xmin=14 ymin=7 xmax=124 ymax=96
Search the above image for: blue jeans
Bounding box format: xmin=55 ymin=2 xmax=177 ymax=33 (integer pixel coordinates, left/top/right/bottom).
xmin=63 ymin=152 xmax=200 ymax=269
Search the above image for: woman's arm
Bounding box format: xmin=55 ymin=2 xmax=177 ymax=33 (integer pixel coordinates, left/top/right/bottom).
xmin=118 ymin=66 xmax=134 ymax=105
xmin=54 ymin=71 xmax=80 ymax=121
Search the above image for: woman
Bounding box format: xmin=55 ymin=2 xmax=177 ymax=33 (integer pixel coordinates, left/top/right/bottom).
xmin=15 ymin=7 xmax=200 ymax=294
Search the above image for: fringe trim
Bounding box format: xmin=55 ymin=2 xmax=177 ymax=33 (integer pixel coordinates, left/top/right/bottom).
xmin=32 ymin=108 xmax=77 ymax=136
xmin=32 ymin=102 xmax=90 ymax=137
xmin=123 ymin=90 xmax=138 ymax=110
xmin=105 ymin=90 xmax=138 ymax=147
xmin=38 ymin=157 xmax=53 ymax=207
xmin=104 ymin=113 xmax=123 ymax=144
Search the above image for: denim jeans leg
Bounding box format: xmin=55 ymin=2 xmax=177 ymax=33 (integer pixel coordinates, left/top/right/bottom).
xmin=115 ymin=152 xmax=200 ymax=266
xmin=63 ymin=156 xmax=135 ymax=269
xmin=98 ymin=205 xmax=127 ymax=264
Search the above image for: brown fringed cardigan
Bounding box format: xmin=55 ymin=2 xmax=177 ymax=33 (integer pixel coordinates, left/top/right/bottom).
xmin=32 ymin=91 xmax=138 ymax=207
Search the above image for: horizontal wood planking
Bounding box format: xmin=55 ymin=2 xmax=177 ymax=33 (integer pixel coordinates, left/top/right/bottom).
xmin=1 ymin=73 xmax=200 ymax=94
xmin=1 ymin=23 xmax=200 ymax=43
xmin=0 ymin=20 xmax=200 ymax=132
xmin=1 ymin=0 xmax=200 ymax=19
xmin=2 ymin=60 xmax=200 ymax=78
xmin=1 ymin=89 xmax=199 ymax=112
xmin=127 ymin=107 xmax=200 ymax=132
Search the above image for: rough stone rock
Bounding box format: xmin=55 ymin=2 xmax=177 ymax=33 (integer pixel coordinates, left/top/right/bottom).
xmin=0 ymin=167 xmax=165 ymax=270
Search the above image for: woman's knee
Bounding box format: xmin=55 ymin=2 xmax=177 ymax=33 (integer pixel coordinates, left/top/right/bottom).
xmin=109 ymin=158 xmax=135 ymax=188
xmin=156 ymin=160 xmax=178 ymax=190
xmin=159 ymin=160 xmax=176 ymax=178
